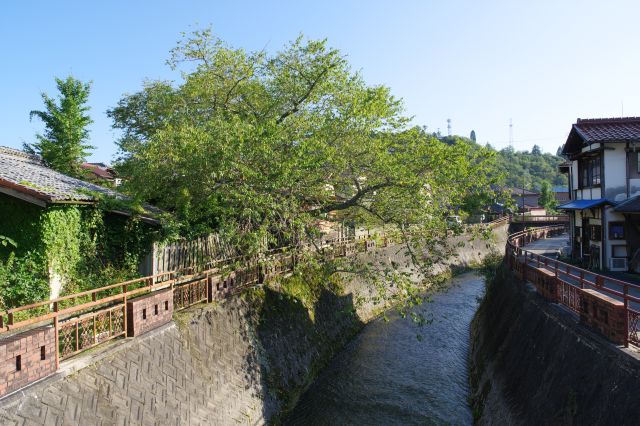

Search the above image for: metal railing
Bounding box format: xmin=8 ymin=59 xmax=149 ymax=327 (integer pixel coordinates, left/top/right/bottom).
xmin=506 ymin=225 xmax=640 ymax=347
xmin=510 ymin=215 xmax=569 ymax=223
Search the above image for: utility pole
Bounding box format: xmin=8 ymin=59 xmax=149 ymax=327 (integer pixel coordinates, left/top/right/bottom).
xmin=522 ymin=181 xmax=525 ymax=228
xmin=521 ymin=174 xmax=528 ymax=228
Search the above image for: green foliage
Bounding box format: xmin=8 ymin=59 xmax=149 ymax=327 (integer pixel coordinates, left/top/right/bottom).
xmin=24 ymin=76 xmax=94 ymax=176
xmin=496 ymin=145 xmax=566 ymax=189
xmin=0 ymin=252 xmax=49 ymax=310
xmin=539 ymin=181 xmax=558 ymax=212
xmin=0 ymin=236 xmax=16 ymax=249
xmin=531 ymin=144 xmax=542 ymax=155
xmin=0 ymin=194 xmax=158 ymax=308
xmin=40 ymin=206 xmax=84 ymax=281
xmin=109 ymin=29 xmax=500 ymax=252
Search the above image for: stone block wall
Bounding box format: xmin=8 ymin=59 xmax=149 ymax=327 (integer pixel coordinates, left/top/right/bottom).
xmin=126 ymin=289 xmax=173 ymax=337
xmin=0 ymin=225 xmax=509 ymax=424
xmin=470 ymin=263 xmax=640 ymax=425
xmin=0 ymin=326 xmax=55 ymax=398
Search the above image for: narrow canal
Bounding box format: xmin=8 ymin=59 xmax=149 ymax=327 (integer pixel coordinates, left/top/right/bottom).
xmin=285 ymin=272 xmax=485 ymax=425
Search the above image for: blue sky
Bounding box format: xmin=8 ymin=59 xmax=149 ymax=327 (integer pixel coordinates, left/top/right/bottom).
xmin=2 ymin=0 xmax=640 ymax=161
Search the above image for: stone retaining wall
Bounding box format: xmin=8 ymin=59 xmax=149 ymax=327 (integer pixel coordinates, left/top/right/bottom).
xmin=470 ymin=263 xmax=640 ymax=425
xmin=0 ymin=225 xmax=507 ymax=425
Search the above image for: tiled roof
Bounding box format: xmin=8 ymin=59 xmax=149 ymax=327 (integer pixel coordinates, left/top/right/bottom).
xmin=81 ymin=162 xmax=117 ymax=180
xmin=0 ymin=147 xmax=161 ymax=217
xmin=573 ymin=117 xmax=640 ymax=142
xmin=502 ymin=186 xmax=539 ymax=196
xmin=614 ymin=195 xmax=640 ymax=213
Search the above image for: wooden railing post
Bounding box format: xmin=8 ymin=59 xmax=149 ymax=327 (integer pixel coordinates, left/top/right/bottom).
xmin=624 ymin=285 xmax=629 ymax=348
xmin=123 ymin=284 xmax=128 ymax=337
xmin=595 ymin=275 xmax=604 ymax=288
xmin=53 ymin=301 xmax=59 ymax=369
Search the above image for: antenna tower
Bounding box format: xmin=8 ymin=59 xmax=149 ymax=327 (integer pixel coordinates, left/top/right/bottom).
xmin=447 ymin=118 xmax=452 ymax=136
xmin=509 ymin=118 xmax=514 ymax=149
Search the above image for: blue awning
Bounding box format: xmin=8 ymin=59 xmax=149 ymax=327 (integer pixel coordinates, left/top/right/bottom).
xmin=557 ymin=198 xmax=609 ymax=210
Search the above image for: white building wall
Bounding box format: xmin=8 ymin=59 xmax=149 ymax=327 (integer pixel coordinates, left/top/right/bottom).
xmin=604 ymin=145 xmax=627 ymax=202
xmin=576 ymin=187 xmax=601 ymax=200
xmin=571 ymin=161 xmax=579 ymax=196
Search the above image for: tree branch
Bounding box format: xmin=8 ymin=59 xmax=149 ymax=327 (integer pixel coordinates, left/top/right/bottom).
xmin=276 ymin=65 xmax=334 ymax=124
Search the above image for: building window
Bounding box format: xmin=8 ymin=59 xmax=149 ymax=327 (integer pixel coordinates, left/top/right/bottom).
xmin=609 ymin=222 xmax=625 ymax=240
xmin=579 ymin=157 xmax=601 ymax=188
xmin=590 ymin=225 xmax=602 ymax=241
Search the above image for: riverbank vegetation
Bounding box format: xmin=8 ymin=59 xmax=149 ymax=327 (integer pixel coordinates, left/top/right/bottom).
xmin=110 ymin=27 xmax=501 ymax=273
xmin=2 ymin=28 xmax=505 ymax=312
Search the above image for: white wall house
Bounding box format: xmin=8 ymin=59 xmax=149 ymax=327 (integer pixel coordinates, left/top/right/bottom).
xmin=560 ymin=117 xmax=640 ymax=272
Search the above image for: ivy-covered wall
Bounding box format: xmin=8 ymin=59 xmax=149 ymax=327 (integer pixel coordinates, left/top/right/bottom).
xmin=0 ymin=193 xmax=44 ymax=259
xmin=0 ymin=193 xmax=159 ymax=309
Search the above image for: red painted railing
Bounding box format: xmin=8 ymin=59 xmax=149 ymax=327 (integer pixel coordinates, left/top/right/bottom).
xmin=506 ymin=225 xmax=640 ymax=347
xmin=510 ymin=214 xmax=569 ymax=223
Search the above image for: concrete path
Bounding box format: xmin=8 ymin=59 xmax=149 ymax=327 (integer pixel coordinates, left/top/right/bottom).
xmin=521 ymin=233 xmax=640 ymax=311
xmin=522 ymin=234 xmax=569 ymax=257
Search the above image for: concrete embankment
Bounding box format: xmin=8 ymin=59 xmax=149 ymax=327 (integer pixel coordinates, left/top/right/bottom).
xmin=0 ymin=225 xmax=506 ymax=425
xmin=469 ymin=262 xmax=640 ymax=425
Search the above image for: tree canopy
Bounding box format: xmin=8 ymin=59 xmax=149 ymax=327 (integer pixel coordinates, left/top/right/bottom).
xmin=539 ymin=181 xmax=558 ymax=212
xmin=25 ymin=76 xmax=94 ymax=176
xmin=495 ymin=145 xmax=566 ymax=190
xmin=109 ymin=29 xmax=500 ymax=255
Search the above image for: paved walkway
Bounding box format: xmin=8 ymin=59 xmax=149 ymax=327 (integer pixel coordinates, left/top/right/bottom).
xmin=522 ymin=234 xmax=569 ymax=257
xmin=520 ymin=233 xmax=640 ymax=310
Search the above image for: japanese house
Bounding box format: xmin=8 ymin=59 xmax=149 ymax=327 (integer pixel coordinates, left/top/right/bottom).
xmin=559 ymin=117 xmax=640 ymax=271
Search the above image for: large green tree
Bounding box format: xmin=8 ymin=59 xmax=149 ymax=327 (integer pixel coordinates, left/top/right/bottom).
xmin=539 ymin=181 xmax=558 ymax=212
xmin=25 ymin=76 xmax=94 ymax=176
xmin=109 ymin=29 xmax=499 ymax=255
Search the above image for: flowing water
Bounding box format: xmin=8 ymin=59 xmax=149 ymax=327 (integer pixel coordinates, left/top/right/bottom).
xmin=285 ymin=272 xmax=485 ymax=425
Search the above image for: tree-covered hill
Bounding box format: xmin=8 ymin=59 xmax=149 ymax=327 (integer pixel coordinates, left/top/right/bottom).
xmin=440 ymin=136 xmax=567 ymax=191
xmin=494 ymin=144 xmax=567 ymax=190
